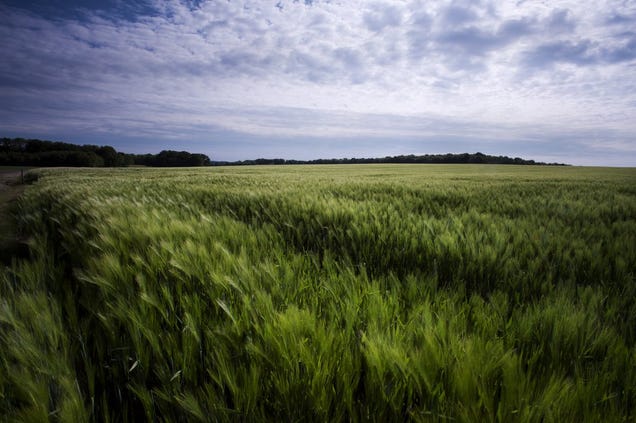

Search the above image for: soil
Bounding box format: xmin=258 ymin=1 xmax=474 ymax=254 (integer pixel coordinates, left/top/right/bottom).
xmin=0 ymin=170 xmax=29 ymax=263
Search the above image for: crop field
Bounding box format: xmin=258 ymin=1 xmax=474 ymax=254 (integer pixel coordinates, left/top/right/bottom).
xmin=1 ymin=164 xmax=635 ymax=421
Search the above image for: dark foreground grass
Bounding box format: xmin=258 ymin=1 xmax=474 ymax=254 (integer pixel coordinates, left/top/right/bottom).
xmin=1 ymin=164 xmax=635 ymax=421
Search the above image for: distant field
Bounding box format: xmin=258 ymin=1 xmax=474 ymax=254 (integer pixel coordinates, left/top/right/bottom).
xmin=1 ymin=164 xmax=635 ymax=421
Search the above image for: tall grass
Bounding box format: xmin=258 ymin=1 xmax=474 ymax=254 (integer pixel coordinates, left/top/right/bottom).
xmin=1 ymin=164 xmax=635 ymax=421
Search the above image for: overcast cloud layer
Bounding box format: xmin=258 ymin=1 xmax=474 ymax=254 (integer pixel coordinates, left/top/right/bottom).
xmin=1 ymin=0 xmax=636 ymax=165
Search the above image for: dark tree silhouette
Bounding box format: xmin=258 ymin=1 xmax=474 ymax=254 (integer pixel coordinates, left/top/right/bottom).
xmin=0 ymin=138 xmax=211 ymax=167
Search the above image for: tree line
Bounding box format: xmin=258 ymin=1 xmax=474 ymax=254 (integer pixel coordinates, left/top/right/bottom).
xmin=0 ymin=138 xmax=211 ymax=167
xmin=212 ymin=152 xmax=567 ymax=166
xmin=1 ymin=138 xmax=566 ymax=167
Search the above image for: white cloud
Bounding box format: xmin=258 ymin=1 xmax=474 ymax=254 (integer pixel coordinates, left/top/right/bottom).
xmin=0 ymin=0 xmax=635 ymax=164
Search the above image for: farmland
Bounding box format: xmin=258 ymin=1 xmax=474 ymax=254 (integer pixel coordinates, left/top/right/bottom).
xmin=1 ymin=164 xmax=635 ymax=421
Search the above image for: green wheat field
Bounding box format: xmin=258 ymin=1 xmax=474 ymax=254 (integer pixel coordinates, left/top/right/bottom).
xmin=1 ymin=164 xmax=635 ymax=421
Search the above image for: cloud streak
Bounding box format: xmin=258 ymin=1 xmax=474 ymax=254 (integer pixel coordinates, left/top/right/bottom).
xmin=1 ymin=0 xmax=635 ymax=165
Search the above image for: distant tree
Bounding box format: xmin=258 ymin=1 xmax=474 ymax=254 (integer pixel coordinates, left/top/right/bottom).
xmin=137 ymin=150 xmax=211 ymax=167
xmin=0 ymin=138 xmax=211 ymax=167
xmin=117 ymin=152 xmax=135 ymax=166
xmin=96 ymin=146 xmax=119 ymax=166
xmin=35 ymin=151 xmax=104 ymax=167
xmin=211 ymin=152 xmax=567 ymax=166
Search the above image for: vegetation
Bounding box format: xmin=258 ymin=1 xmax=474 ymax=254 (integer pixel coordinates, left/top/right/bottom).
xmin=1 ymin=164 xmax=634 ymax=421
xmin=2 ymin=137 xmax=563 ymax=168
xmin=0 ymin=138 xmax=211 ymax=167
xmin=212 ymin=152 xmax=567 ymax=166
xmin=133 ymin=150 xmax=211 ymax=167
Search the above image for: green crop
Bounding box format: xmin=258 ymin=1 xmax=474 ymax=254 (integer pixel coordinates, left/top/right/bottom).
xmin=1 ymin=164 xmax=635 ymax=421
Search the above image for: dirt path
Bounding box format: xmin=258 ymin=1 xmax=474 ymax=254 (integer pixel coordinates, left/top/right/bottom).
xmin=0 ymin=171 xmax=24 ymax=211
xmin=0 ymin=170 xmax=28 ymax=263
xmin=0 ymin=170 xmax=22 ymax=185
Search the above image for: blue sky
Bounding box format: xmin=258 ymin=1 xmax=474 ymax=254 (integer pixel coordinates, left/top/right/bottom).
xmin=1 ymin=0 xmax=635 ymax=165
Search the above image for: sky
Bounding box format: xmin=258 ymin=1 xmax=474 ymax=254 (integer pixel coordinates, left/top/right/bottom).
xmin=1 ymin=0 xmax=635 ymax=165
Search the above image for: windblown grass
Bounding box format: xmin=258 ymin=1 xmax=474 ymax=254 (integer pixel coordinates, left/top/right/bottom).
xmin=1 ymin=164 xmax=635 ymax=421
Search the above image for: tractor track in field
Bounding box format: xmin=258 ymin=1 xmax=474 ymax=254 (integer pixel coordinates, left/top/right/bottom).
xmin=0 ymin=170 xmax=28 ymax=263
